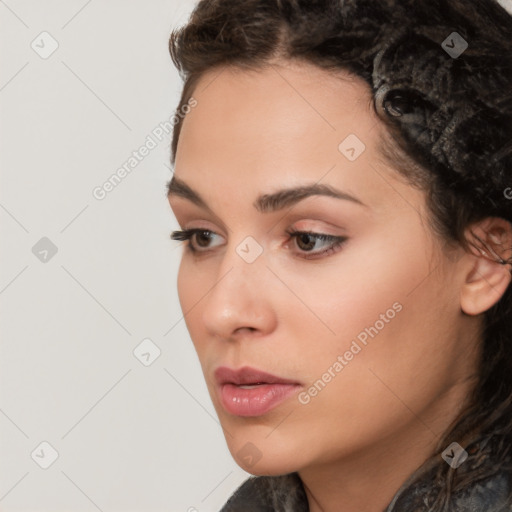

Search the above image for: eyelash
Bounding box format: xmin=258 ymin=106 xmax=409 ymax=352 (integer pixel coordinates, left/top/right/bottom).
xmin=170 ymin=228 xmax=347 ymax=260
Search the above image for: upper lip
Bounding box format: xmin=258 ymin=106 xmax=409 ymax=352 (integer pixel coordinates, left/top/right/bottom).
xmin=214 ymin=366 xmax=301 ymax=386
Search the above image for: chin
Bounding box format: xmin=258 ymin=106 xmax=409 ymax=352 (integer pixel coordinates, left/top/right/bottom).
xmin=238 ymin=459 xmax=300 ymax=476
xmin=225 ymin=436 xmax=304 ymax=476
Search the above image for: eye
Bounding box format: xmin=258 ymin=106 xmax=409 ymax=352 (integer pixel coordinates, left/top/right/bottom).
xmin=285 ymin=230 xmax=347 ymax=260
xmin=170 ymin=229 xmax=222 ymax=252
xmin=170 ymin=228 xmax=347 ymax=260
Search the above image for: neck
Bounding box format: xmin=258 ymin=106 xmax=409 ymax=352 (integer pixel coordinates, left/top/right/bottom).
xmin=298 ymin=378 xmax=476 ymax=512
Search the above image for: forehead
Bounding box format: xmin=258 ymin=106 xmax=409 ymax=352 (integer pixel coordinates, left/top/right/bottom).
xmin=172 ymin=60 xmax=419 ymax=218
xmin=180 ymin=60 xmax=376 ymax=152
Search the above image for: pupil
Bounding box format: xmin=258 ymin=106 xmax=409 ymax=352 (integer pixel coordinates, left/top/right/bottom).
xmin=298 ymin=233 xmax=315 ymax=251
xmin=196 ymin=231 xmax=210 ymax=247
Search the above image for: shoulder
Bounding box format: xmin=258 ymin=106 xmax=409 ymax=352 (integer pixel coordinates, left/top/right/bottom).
xmin=387 ymin=465 xmax=512 ymax=511
xmin=386 ymin=432 xmax=512 ymax=512
xmin=219 ymin=472 xmax=308 ymax=512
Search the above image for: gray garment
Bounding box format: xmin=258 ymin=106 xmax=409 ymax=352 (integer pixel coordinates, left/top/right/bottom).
xmin=220 ymin=433 xmax=512 ymax=511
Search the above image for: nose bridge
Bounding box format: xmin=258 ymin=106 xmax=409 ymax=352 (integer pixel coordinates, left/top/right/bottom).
xmin=215 ymin=233 xmax=267 ymax=298
xmin=201 ymin=234 xmax=272 ymax=335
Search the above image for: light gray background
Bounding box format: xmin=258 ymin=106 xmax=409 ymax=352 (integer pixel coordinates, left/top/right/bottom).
xmin=0 ymin=1 xmax=250 ymax=511
xmin=1 ymin=1 xmax=511 ymax=511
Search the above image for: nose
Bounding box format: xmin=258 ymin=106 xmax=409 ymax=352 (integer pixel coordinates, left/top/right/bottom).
xmin=200 ymin=240 xmax=278 ymax=341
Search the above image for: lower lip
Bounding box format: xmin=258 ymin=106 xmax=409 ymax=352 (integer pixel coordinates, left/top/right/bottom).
xmin=219 ymin=383 xmax=300 ymax=416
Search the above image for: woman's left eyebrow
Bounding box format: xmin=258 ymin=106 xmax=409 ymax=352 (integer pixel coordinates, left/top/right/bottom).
xmin=167 ymin=175 xmax=368 ymax=213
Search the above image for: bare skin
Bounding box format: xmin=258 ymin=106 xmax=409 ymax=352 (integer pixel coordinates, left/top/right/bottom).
xmin=167 ymin=59 xmax=512 ymax=512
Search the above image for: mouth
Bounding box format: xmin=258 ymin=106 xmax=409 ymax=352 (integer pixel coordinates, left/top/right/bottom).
xmin=214 ymin=366 xmax=301 ymax=386
xmin=214 ymin=366 xmax=302 ymax=417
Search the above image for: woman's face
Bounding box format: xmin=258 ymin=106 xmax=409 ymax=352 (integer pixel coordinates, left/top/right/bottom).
xmin=168 ymin=60 xmax=479 ymax=476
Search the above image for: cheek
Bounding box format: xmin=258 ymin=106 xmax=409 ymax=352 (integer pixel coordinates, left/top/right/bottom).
xmin=289 ymin=246 xmax=458 ymax=439
xmin=176 ymin=258 xmax=204 ymax=342
xmin=275 ymin=231 xmax=428 ymax=361
xmin=282 ymin=230 xmax=449 ymax=393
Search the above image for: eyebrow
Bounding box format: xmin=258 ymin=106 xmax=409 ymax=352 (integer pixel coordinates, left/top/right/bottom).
xmin=166 ymin=174 xmax=367 ymax=213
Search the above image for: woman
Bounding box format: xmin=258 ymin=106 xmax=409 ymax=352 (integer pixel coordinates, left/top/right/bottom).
xmin=166 ymin=0 xmax=512 ymax=510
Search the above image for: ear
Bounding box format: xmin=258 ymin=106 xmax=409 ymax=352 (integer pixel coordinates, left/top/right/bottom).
xmin=460 ymin=217 xmax=512 ymax=316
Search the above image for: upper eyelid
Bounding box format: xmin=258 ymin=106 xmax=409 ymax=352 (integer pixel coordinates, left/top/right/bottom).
xmin=169 ymin=194 xmax=365 ymax=235
xmin=172 ymin=227 xmax=341 ymax=238
xmin=170 ymin=205 xmax=232 ymax=235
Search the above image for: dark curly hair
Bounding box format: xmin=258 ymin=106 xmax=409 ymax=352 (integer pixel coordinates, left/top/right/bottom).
xmin=167 ymin=0 xmax=512 ymax=509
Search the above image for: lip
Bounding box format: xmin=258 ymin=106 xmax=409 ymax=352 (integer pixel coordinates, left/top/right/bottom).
xmin=214 ymin=366 xmax=302 ymax=417
xmin=214 ymin=366 xmax=301 ymax=386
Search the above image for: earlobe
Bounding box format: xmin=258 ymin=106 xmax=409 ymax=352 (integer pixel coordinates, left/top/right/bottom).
xmin=460 ymin=218 xmax=512 ymax=316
